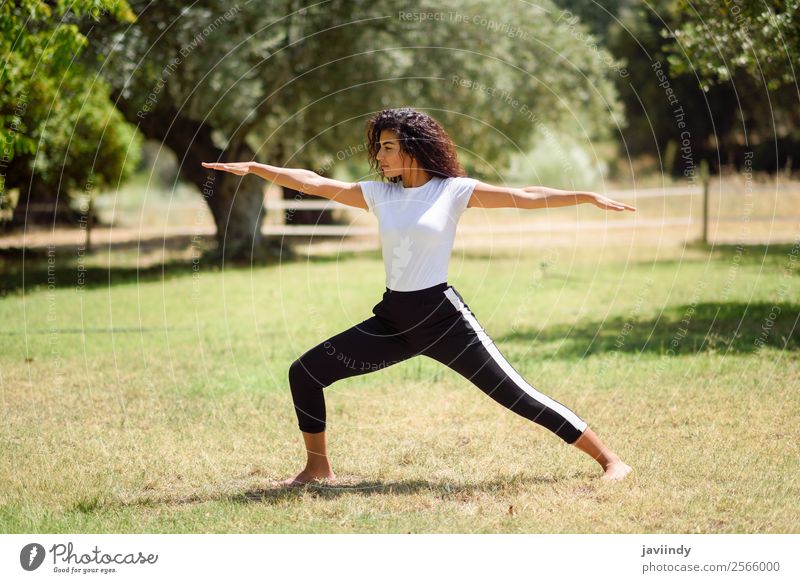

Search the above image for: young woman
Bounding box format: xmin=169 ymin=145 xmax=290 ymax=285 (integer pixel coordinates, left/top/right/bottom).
xmin=202 ymin=107 xmax=634 ymax=487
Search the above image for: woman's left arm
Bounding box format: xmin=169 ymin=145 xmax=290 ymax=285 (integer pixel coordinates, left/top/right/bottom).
xmin=467 ymin=181 xmax=636 ymax=212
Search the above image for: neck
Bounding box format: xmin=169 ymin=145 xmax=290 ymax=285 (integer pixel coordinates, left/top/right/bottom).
xmin=401 ymin=167 xmax=433 ymax=188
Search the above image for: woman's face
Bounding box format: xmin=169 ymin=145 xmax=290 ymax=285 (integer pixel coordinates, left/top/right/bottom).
xmin=375 ymin=129 xmax=412 ymax=179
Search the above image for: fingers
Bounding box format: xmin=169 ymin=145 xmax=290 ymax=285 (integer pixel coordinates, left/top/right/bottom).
xmin=201 ymin=162 xmax=246 ymax=175
xmin=610 ymin=198 xmax=636 ymax=211
xmin=603 ymin=197 xmax=636 ymax=212
xmin=202 ymin=162 xmax=237 ymax=169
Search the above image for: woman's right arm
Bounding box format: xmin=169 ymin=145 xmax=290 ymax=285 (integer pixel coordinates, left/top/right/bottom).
xmin=201 ymin=161 xmax=367 ymax=210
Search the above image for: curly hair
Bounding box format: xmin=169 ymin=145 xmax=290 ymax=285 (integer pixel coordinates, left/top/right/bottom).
xmin=365 ymin=108 xmax=466 ymax=184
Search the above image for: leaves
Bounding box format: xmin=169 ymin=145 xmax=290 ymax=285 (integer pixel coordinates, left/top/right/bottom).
xmin=0 ymin=0 xmax=140 ymax=213
xmin=666 ymin=0 xmax=800 ymax=90
xmin=88 ymin=0 xmax=622 ymax=176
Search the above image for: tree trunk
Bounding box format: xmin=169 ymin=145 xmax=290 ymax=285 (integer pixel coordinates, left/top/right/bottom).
xmin=203 ymin=153 xmax=284 ymax=264
xmin=110 ymin=92 xmax=293 ymax=264
xmin=9 ymin=186 xmax=78 ymax=228
xmin=4 ymin=161 xmax=99 ymax=231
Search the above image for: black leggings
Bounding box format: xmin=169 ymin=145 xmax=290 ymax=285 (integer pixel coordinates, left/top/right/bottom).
xmin=288 ymin=282 xmax=588 ymax=444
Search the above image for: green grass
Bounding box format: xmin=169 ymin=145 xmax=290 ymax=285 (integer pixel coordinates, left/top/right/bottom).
xmin=1 ymin=242 xmax=798 ymax=533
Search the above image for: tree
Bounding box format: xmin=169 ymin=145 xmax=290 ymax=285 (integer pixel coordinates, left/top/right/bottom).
xmin=599 ymin=0 xmax=799 ymax=176
xmin=663 ymin=0 xmax=800 ymax=172
xmin=0 ymin=0 xmax=141 ymax=229
xmin=84 ymin=0 xmax=622 ymax=263
xmin=553 ymin=0 xmax=638 ymax=37
xmin=667 ymin=0 xmax=800 ymax=91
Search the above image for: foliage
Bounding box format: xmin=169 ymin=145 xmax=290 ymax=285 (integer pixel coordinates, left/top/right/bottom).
xmin=667 ymin=0 xmax=800 ymax=91
xmin=600 ymin=0 xmax=800 ymax=176
xmin=91 ymin=0 xmax=624 ymax=180
xmin=552 ymin=0 xmax=638 ymax=37
xmin=0 ymin=0 xmax=141 ymax=213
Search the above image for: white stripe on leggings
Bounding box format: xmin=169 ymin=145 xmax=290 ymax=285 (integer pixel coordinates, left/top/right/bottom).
xmin=443 ymin=288 xmax=588 ymax=434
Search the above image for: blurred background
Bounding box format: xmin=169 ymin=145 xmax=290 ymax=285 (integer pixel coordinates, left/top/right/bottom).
xmin=1 ymin=0 xmax=798 ymax=270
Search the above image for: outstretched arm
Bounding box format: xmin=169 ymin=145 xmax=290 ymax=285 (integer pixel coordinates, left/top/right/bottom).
xmin=200 ymin=161 xmax=368 ymax=210
xmin=467 ymin=181 xmax=636 ymax=212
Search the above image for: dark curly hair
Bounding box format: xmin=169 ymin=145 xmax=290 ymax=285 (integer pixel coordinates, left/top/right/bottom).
xmin=365 ymin=108 xmax=466 ymax=184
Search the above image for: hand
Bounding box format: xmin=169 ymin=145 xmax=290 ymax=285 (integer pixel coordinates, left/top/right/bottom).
xmin=588 ymin=193 xmax=636 ymax=212
xmin=201 ymin=161 xmax=256 ymax=176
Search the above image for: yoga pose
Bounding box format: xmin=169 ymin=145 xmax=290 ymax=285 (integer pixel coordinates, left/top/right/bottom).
xmin=203 ymin=107 xmax=634 ymax=487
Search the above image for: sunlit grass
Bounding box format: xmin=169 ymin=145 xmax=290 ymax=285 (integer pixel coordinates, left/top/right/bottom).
xmin=1 ymin=239 xmax=798 ymax=533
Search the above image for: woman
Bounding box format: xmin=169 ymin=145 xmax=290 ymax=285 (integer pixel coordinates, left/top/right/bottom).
xmin=202 ymin=107 xmax=634 ymax=487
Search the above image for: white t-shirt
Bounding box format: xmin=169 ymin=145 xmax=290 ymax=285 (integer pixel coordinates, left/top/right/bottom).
xmin=358 ymin=175 xmax=479 ymax=291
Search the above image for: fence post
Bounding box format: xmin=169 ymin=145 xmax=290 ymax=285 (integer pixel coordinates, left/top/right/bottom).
xmin=700 ymin=159 xmax=710 ymax=244
xmin=85 ymin=196 xmax=93 ymax=253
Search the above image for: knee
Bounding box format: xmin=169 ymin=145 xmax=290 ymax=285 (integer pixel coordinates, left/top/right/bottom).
xmin=288 ymin=357 xmax=322 ymax=394
xmin=288 ymin=358 xmax=308 ymax=388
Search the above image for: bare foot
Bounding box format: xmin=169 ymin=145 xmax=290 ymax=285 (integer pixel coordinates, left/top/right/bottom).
xmin=279 ymin=468 xmax=337 ymax=488
xmin=600 ymin=460 xmax=633 ymax=481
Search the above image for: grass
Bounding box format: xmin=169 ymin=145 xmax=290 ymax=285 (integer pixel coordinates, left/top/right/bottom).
xmin=0 ymin=235 xmax=798 ymax=533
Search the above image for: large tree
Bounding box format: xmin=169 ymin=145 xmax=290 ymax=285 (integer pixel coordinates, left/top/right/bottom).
xmin=0 ymin=0 xmax=141 ymax=229
xmin=663 ymin=0 xmax=800 ymax=171
xmin=667 ymin=0 xmax=799 ymax=91
xmin=596 ymin=0 xmax=800 ymax=176
xmin=85 ymin=0 xmax=622 ymax=263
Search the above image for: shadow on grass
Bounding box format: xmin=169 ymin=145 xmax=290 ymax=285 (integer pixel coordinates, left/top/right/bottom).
xmin=501 ymin=301 xmax=800 ymax=357
xmin=0 ymin=236 xmax=374 ymax=296
xmin=0 ymin=256 xmax=216 ymax=296
xmin=673 ymin=241 xmax=800 ymax=266
xmin=114 ymin=470 xmax=592 ymax=509
xmin=234 ymin=473 xmax=575 ymax=503
xmin=3 ymin=238 xmax=797 ymax=314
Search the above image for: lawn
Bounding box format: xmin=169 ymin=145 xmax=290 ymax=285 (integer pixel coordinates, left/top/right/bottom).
xmin=1 ymin=239 xmax=798 ymax=533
